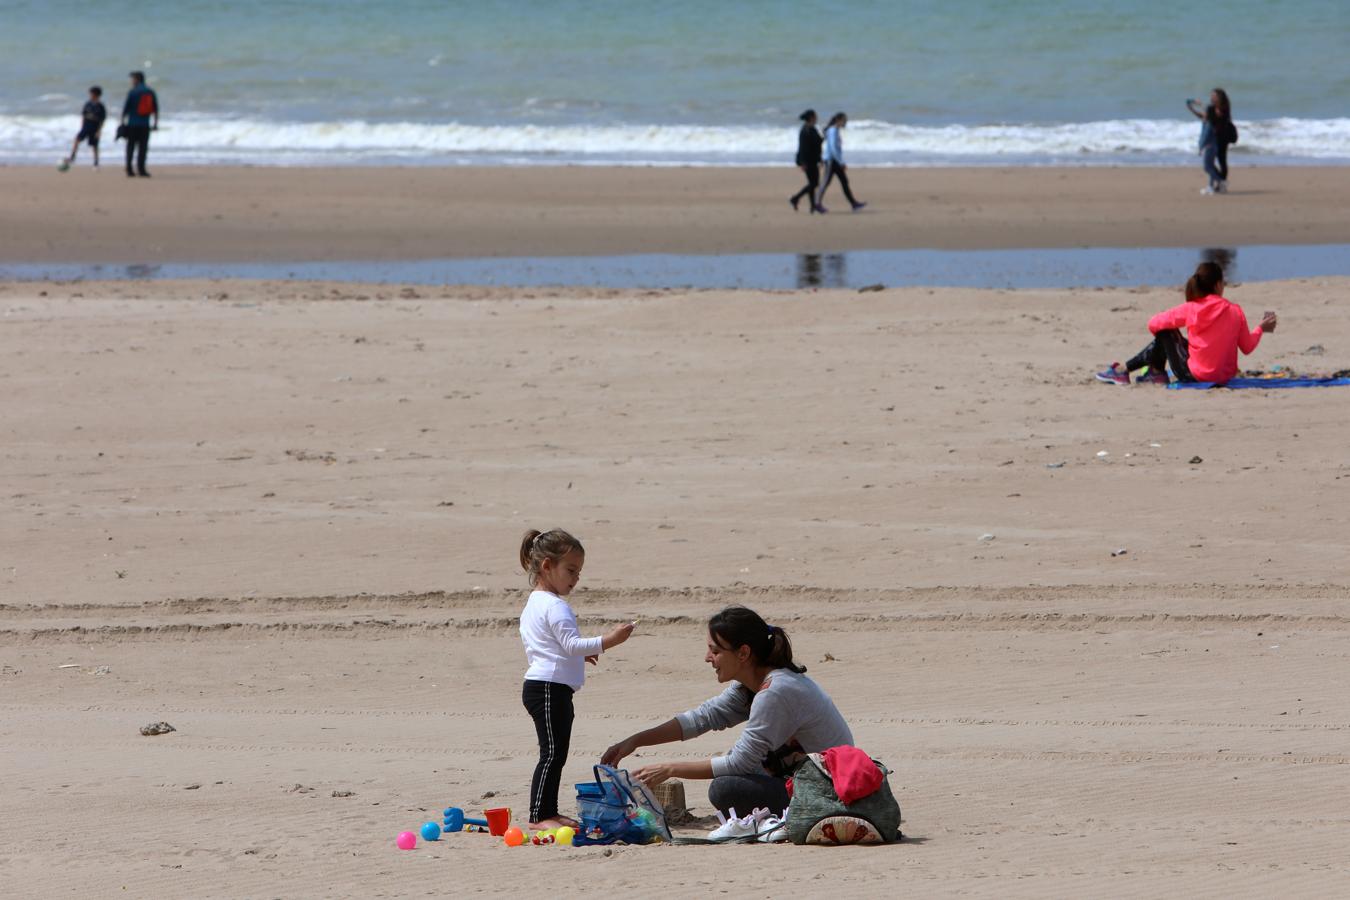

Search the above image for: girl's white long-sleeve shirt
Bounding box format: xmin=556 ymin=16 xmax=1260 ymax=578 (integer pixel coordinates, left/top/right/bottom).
xmin=519 ymin=590 xmax=603 ymax=691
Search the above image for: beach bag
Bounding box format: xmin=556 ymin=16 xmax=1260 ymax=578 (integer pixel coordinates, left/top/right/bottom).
xmin=136 ymin=92 xmax=156 ymax=117
xmin=573 ymin=764 xmax=671 ymax=846
xmin=1225 ymin=120 xmax=1239 ymax=145
xmin=786 ymin=752 xmax=902 ymax=845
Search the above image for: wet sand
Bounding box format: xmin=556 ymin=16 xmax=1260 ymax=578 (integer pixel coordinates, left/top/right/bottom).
xmin=3 ymin=165 xmax=1349 ymax=263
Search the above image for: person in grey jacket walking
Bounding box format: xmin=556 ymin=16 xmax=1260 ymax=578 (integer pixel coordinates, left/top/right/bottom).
xmin=600 ymin=606 xmax=854 ymax=816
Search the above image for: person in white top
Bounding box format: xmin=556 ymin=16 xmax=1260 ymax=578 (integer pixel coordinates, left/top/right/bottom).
xmin=518 ymin=528 xmax=634 ymax=831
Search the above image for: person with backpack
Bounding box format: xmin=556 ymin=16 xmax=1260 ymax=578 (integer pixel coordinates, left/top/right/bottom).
xmin=121 ymin=71 xmax=159 ymax=178
xmin=1187 ymin=88 xmax=1236 ymax=194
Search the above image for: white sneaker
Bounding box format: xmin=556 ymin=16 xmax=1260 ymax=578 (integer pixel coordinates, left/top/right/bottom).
xmin=1215 ymin=181 xmax=1228 ymax=194
xmin=707 ymin=808 xmax=759 ymax=842
xmin=756 ymin=815 xmax=789 ymax=843
xmin=1200 ymin=186 xmax=1214 ymax=195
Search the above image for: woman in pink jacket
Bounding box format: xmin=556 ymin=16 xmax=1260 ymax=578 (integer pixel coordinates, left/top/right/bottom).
xmin=1096 ymin=262 xmax=1277 ymax=385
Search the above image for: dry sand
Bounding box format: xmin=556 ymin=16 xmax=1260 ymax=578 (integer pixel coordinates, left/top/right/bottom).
xmin=2 ymin=165 xmax=1349 ymax=264
xmin=3 ymin=277 xmax=1350 ymax=897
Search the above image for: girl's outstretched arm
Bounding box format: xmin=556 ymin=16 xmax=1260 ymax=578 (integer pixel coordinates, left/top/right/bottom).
xmin=601 ymin=718 xmax=683 ymax=766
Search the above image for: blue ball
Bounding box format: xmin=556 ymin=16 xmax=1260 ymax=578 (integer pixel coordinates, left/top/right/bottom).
xmin=420 ymin=821 xmax=442 ymax=841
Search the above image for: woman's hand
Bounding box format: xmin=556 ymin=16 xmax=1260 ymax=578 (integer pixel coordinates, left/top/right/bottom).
xmin=585 ymin=654 xmax=599 ymax=666
xmin=631 ymin=763 xmax=675 ymax=787
xmin=600 ymin=737 xmax=638 ymax=766
xmin=1261 ymin=311 xmax=1278 ymax=332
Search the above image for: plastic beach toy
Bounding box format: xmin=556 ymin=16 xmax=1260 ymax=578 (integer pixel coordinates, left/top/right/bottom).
xmin=396 ymin=831 xmax=417 ymax=850
xmin=420 ymin=822 xmax=441 ymax=841
xmin=443 ymin=807 xmax=491 ymax=833
xmin=484 ymin=807 xmax=512 ymax=836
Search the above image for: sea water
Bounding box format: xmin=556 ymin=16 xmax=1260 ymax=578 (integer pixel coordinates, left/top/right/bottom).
xmin=1 ymin=0 xmax=1346 ymax=166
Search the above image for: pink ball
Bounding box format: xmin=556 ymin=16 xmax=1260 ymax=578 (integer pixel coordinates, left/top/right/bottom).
xmin=396 ymin=831 xmax=417 ymax=850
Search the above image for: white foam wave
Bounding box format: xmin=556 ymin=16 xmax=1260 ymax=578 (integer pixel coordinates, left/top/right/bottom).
xmin=2 ymin=114 xmax=1347 ymax=165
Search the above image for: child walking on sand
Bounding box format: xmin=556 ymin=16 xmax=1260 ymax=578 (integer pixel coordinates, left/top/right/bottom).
xmin=63 ymin=86 xmax=106 ymax=169
xmin=518 ymin=529 xmax=634 ymax=830
xmin=1096 ymin=261 xmax=1276 ymax=386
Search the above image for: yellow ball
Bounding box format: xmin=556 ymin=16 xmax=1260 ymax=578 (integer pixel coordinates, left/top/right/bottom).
xmin=555 ymin=826 xmax=575 ymax=846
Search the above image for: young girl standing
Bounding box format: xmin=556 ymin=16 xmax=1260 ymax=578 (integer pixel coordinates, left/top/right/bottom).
xmin=518 ymin=528 xmax=634 ymax=830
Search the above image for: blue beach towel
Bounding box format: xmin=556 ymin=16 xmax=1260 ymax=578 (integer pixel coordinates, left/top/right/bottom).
xmin=1167 ymin=377 xmax=1350 ymax=390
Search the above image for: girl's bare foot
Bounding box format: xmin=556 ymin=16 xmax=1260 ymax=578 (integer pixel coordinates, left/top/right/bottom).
xmin=527 ymin=815 xmax=577 ymax=830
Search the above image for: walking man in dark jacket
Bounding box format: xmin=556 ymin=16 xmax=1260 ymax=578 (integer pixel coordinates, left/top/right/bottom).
xmin=121 ymin=71 xmax=159 ymax=177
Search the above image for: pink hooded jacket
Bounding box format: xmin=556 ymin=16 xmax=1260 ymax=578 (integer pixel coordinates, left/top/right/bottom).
xmin=1148 ymin=294 xmax=1263 ymax=383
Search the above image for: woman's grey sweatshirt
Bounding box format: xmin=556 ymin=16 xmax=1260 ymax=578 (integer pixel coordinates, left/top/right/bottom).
xmin=675 ymin=668 xmax=854 ymax=778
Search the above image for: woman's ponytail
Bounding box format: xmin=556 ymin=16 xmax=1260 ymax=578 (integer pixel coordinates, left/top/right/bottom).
xmin=708 ymin=606 xmax=807 ymax=674
xmin=764 ymin=624 xmax=807 ymax=674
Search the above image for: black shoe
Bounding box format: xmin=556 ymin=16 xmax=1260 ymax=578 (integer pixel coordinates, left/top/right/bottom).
xmin=138 ymin=171 xmax=151 ymax=177
xmin=790 ymin=196 xmax=800 ymax=211
xmin=126 ymin=170 xmax=136 ymax=177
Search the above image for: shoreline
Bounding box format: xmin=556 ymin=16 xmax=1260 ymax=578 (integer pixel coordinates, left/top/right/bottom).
xmin=5 ymin=244 xmax=1350 ymax=291
xmin=4 ymin=165 xmax=1348 ymax=264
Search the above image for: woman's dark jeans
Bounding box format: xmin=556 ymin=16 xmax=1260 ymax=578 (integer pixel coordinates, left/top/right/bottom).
xmin=708 ymin=773 xmax=790 ymax=817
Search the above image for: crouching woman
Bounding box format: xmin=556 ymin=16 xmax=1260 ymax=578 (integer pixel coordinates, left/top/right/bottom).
xmin=600 ymin=606 xmax=853 ymax=815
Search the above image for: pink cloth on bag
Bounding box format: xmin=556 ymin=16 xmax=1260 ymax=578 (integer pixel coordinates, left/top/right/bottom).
xmin=821 ymin=745 xmax=883 ymax=805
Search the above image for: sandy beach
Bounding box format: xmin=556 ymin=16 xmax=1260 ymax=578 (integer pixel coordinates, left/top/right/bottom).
xmin=3 ymin=166 xmax=1350 ymax=264
xmin=4 ymin=276 xmax=1350 ymax=896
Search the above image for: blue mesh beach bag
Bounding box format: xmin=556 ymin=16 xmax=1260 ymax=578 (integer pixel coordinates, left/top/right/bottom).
xmin=574 ymin=764 xmax=671 ymax=845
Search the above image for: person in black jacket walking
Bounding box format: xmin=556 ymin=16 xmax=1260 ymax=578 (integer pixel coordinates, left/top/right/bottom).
xmin=789 ymin=110 xmax=826 ymax=213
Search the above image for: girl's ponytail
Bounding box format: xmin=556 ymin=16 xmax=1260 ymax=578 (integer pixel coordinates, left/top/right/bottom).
xmin=519 ymin=529 xmax=544 ymax=572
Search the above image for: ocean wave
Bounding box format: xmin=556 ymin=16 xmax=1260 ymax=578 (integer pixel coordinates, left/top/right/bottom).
xmin=2 ymin=114 xmax=1347 ymax=165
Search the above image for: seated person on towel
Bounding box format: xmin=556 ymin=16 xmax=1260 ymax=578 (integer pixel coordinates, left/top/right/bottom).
xmin=1096 ymin=261 xmax=1276 ymax=386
